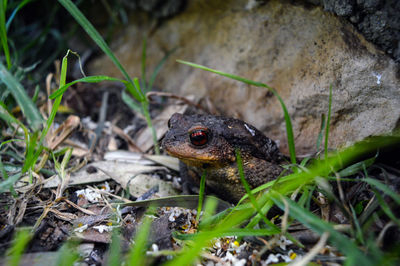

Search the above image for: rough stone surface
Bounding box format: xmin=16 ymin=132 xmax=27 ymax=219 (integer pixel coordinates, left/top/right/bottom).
xmin=121 ymin=0 xmax=187 ymax=18
xmin=316 ymin=0 xmax=400 ymax=62
xmin=88 ymin=0 xmax=400 ymax=155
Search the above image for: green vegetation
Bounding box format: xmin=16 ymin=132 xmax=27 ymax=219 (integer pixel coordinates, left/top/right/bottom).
xmin=196 ymin=170 xmax=207 ymax=224
xmin=1 ymin=0 xmax=168 ymax=194
xmin=127 ymin=207 xmax=156 ymax=266
xmin=58 ymin=0 xmax=161 ymax=154
xmin=0 ymin=0 xmax=399 ymax=265
xmin=5 ymin=229 xmax=31 ymax=266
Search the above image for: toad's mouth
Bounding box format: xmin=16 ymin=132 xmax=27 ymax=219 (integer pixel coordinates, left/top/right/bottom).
xmin=165 ymin=148 xmax=220 ymax=167
xmin=162 ymin=142 xmax=237 ymax=168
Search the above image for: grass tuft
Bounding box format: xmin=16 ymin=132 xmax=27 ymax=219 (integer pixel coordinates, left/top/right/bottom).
xmin=0 ymin=62 xmax=43 ymax=130
xmin=58 ymin=0 xmax=162 ymax=154
xmin=0 ymin=0 xmax=11 ymax=69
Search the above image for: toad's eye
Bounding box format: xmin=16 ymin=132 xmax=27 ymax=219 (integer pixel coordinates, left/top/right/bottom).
xmin=189 ymin=129 xmax=209 ymax=146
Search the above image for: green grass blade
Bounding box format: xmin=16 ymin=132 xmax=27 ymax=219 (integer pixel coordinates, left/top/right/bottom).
xmin=0 ymin=103 xmax=29 ymax=156
xmin=0 ymin=101 xmax=28 ymax=133
xmin=324 ymin=84 xmax=333 ymax=159
xmin=349 ymin=204 xmax=365 ymax=244
xmin=141 ymin=36 xmax=147 ymax=92
xmin=219 ymin=228 xmax=280 ymax=237
xmin=56 ymin=240 xmax=80 ymax=266
xmin=6 ymin=0 xmax=34 ymax=30
xmin=174 ymin=228 xmax=279 ymax=240
xmin=236 ymin=148 xmax=278 ymax=229
xmin=121 ymin=195 xmax=231 ymax=212
xmin=196 ymin=170 xmax=207 ymax=223
xmin=0 ymin=156 xmax=8 ymax=180
xmin=57 ymin=0 xmax=143 ymax=99
xmin=169 ymin=194 xmax=279 ymax=264
xmin=0 ymin=172 xmax=20 ymax=193
xmin=199 ymin=197 xmax=218 ymax=229
xmin=167 ymin=205 xmax=275 ymax=265
xmin=316 ymin=114 xmax=326 ymax=152
xmin=337 ymin=156 xmax=376 ymax=177
xmin=39 ymin=50 xmax=68 ymax=137
xmin=127 ymin=208 xmax=154 ymax=266
xmin=177 ymin=60 xmax=265 ymax=87
xmin=107 ymin=229 xmax=122 ymax=266
xmin=373 ymin=188 xmax=400 ymax=227
xmin=27 ymin=50 xmax=67 ymax=169
xmin=22 ymin=130 xmax=39 ymax=173
xmin=0 ymin=0 xmax=11 ymax=69
xmin=23 ymin=50 xmax=71 ymax=172
xmin=297 ymin=185 xmax=311 ymax=208
xmin=131 ymin=77 xmax=145 ymax=101
xmin=364 ymin=178 xmax=400 ymax=206
xmin=6 ymin=229 xmax=32 ymax=266
xmin=121 ymin=90 xmax=142 ymax=114
xmin=176 ymin=59 xmax=296 ymax=164
xmin=126 ymin=80 xmax=145 ymax=102
xmin=236 ymin=148 xmax=256 ymax=201
xmin=147 ymin=47 xmax=177 ymax=91
xmin=244 ymin=192 xmax=276 ymax=230
xmin=246 ymin=137 xmax=399 ymax=228
xmin=168 ymin=136 xmax=398 ymax=265
xmin=271 ymin=193 xmax=374 ymax=266
xmin=164 ymin=238 xmax=207 ymax=265
xmin=32 ymin=85 xmax=40 ymax=103
xmin=49 ymin=75 xmax=126 ymax=99
xmin=168 ymin=196 xmax=270 ymax=264
xmin=0 ymin=62 xmax=43 ymax=130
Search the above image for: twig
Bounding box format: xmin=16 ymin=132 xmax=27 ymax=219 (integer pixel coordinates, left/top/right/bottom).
xmin=376 ymin=221 xmax=395 ymax=248
xmin=63 ymin=198 xmax=96 ymax=216
xmin=289 ymin=232 xmax=330 ymax=266
xmin=111 ymin=125 xmax=143 ymax=152
xmin=146 ymin=91 xmax=208 ymax=112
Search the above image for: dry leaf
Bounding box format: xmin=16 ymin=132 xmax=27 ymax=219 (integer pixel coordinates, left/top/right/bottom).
xmin=127 ymin=174 xmax=179 ymax=198
xmin=44 ymin=161 xmax=163 ymax=188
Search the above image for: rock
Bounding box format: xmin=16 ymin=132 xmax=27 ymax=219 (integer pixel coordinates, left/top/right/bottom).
xmin=318 ymin=0 xmax=400 ymax=62
xmin=88 ymin=0 xmax=400 ymax=155
xmin=121 ymin=0 xmax=187 ymax=18
xmin=322 ymin=0 xmax=354 ymax=16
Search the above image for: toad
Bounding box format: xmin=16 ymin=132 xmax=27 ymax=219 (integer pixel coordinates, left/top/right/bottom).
xmin=162 ymin=113 xmax=285 ymax=203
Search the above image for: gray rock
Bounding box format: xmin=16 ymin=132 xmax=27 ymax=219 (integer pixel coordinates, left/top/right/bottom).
xmin=89 ymin=0 xmax=400 ymax=154
xmin=357 ymin=0 xmax=382 ymax=12
xmin=122 ymin=0 xmax=187 ymax=18
xmin=322 ymin=0 xmax=355 ymax=16
xmin=319 ymin=0 xmax=400 ymax=62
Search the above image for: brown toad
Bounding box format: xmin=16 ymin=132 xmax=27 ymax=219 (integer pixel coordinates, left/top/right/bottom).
xmin=162 ymin=113 xmax=285 ymax=202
